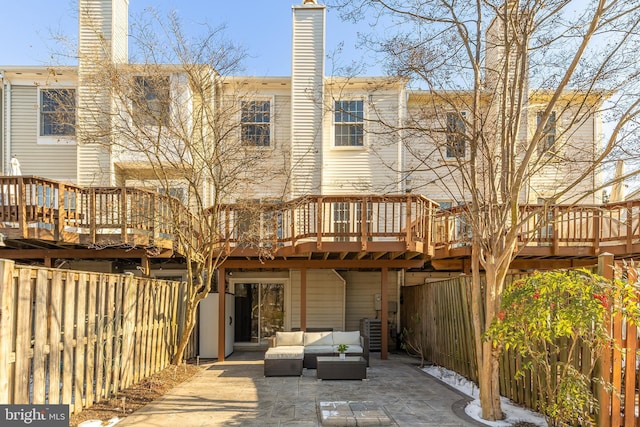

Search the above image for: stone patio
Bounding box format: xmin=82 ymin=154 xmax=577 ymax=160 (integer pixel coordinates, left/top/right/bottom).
xmin=117 ymin=351 xmax=486 ymax=427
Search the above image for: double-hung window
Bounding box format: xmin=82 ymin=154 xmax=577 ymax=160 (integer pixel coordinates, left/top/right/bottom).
xmin=132 ymin=76 xmax=171 ymax=126
xmin=536 ymin=111 xmax=557 ymax=153
xmin=40 ymin=89 xmax=76 ymax=137
xmin=445 ymin=111 xmax=466 ymax=158
xmin=241 ymin=100 xmax=271 ymax=147
xmin=334 ymin=100 xmax=364 ymax=147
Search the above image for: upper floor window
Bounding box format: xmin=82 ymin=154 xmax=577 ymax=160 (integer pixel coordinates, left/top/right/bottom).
xmin=40 ymin=89 xmax=76 ymax=136
xmin=241 ymin=100 xmax=271 ymax=146
xmin=445 ymin=111 xmax=466 ymax=158
xmin=536 ymin=110 xmax=557 ymax=153
xmin=334 ymin=100 xmax=364 ymax=147
xmin=133 ymin=76 xmax=170 ymax=126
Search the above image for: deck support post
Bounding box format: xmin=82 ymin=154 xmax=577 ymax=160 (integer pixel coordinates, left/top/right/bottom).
xmin=140 ymin=255 xmax=150 ymax=277
xmin=218 ymin=267 xmax=226 ymax=362
xmin=597 ymin=253 xmax=614 ymax=427
xmin=381 ymin=267 xmax=388 ymax=360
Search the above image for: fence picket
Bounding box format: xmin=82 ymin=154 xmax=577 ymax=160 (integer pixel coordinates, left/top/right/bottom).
xmin=111 ymin=276 xmax=124 ymax=396
xmin=32 ymin=269 xmax=48 ymax=404
xmin=120 ymin=277 xmax=136 ymax=389
xmin=94 ymin=275 xmax=106 ymax=401
xmin=13 ymin=268 xmax=32 ymax=404
xmin=61 ymin=271 xmax=75 ymax=406
xmin=102 ymin=277 xmax=115 ymax=400
xmin=73 ymin=273 xmax=87 ymax=414
xmin=623 ymin=268 xmax=638 ymax=427
xmin=48 ymin=270 xmax=63 ymax=405
xmin=85 ymin=274 xmax=97 ymax=408
xmin=0 ymin=261 xmax=16 ymax=404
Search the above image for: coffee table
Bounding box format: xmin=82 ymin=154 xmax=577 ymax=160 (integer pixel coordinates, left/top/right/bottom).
xmin=316 ymin=356 xmax=367 ymax=380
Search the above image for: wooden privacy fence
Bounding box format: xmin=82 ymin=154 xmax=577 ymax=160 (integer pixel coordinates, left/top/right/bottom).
xmin=0 ymin=260 xmax=197 ymax=414
xmin=401 ymin=255 xmax=640 ymax=426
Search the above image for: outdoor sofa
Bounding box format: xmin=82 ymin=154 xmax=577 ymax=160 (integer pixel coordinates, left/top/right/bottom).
xmin=264 ymin=330 xmax=369 ymax=376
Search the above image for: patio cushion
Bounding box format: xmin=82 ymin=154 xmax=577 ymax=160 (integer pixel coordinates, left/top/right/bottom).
xmin=264 ymin=346 xmax=305 ymax=360
xmin=332 ymin=331 xmax=361 ymax=346
xmin=303 ymin=345 xmax=334 ymax=354
xmin=276 ymin=331 xmax=304 ymax=346
xmin=334 ymin=344 xmax=363 ymax=354
xmin=304 ymin=331 xmax=334 ymax=346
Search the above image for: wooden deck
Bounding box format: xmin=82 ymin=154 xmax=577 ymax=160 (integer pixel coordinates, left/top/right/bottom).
xmin=0 ymin=176 xmax=639 ymax=270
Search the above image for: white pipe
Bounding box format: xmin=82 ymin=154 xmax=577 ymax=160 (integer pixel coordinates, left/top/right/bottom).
xmin=0 ymin=74 xmax=4 ymax=175
xmin=4 ymin=78 xmax=11 ymax=175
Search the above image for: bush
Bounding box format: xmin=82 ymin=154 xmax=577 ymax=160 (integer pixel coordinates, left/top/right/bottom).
xmin=486 ymin=269 xmax=640 ymax=427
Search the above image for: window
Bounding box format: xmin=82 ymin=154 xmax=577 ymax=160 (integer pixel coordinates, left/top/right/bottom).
xmin=133 ymin=76 xmax=170 ymax=126
xmin=445 ymin=112 xmax=466 ymax=158
xmin=40 ymin=89 xmax=76 ymax=136
xmin=536 ymin=111 xmax=557 ymax=153
xmin=241 ymin=100 xmax=271 ymax=146
xmin=157 ymin=187 xmax=185 ymax=203
xmin=334 ymin=100 xmax=364 ymax=147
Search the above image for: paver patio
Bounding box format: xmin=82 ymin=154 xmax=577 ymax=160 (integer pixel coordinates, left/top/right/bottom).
xmin=116 ymin=351 xmax=485 ymax=426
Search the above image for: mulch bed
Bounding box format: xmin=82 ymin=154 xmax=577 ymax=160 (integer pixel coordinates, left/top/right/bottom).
xmin=70 ymin=363 xmax=202 ymax=427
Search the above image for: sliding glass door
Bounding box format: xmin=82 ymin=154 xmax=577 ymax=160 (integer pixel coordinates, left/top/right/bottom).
xmin=234 ymin=282 xmax=284 ymax=343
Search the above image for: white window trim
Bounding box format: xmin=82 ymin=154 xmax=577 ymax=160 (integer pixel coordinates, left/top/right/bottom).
xmin=331 ymin=98 xmax=367 ymax=150
xmin=37 ymin=87 xmax=77 ymax=145
xmin=443 ymin=110 xmax=468 ymax=160
xmin=239 ymin=96 xmax=275 ymax=150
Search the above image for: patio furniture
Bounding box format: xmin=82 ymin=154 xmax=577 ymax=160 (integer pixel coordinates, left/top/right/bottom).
xmin=264 ymin=343 xmax=304 ymax=376
xmin=316 ymin=356 xmax=367 ymax=380
xmin=266 ymin=331 xmax=369 ymax=373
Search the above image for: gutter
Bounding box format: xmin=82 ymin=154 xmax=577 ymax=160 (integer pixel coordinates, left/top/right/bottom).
xmin=2 ymin=74 xmax=10 ymax=175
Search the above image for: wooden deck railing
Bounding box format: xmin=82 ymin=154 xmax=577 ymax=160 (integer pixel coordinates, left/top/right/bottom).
xmin=432 ymin=200 xmax=640 ymax=257
xmin=0 ymin=177 xmax=187 ymax=250
xmin=215 ymin=194 xmax=438 ymax=254
xmin=3 ymin=176 xmax=640 ymax=260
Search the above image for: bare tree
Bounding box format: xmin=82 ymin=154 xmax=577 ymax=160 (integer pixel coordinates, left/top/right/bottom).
xmin=332 ymin=0 xmax=640 ymax=421
xmin=76 ymin=8 xmax=290 ymax=364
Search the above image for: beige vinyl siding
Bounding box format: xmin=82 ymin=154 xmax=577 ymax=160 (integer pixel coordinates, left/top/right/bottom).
xmin=10 ymin=86 xmax=77 ymax=182
xmin=289 ymin=269 xmax=345 ymax=331
xmin=111 ymin=0 xmax=128 ymax=64
xmin=404 ymin=100 xmax=468 ymax=203
xmin=77 ymin=0 xmax=128 ymax=186
xmin=527 ymin=109 xmax=599 ymax=204
xmin=269 ymin=93 xmax=291 ymax=197
xmin=341 ymin=271 xmax=398 ymax=332
xmin=291 ymin=5 xmax=324 ymax=197
xmin=234 ymin=91 xmax=291 ymax=201
xmin=323 ymin=90 xmax=401 ymax=194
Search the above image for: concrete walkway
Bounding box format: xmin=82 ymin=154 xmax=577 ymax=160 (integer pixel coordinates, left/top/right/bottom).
xmin=117 ymin=352 xmax=485 ymax=427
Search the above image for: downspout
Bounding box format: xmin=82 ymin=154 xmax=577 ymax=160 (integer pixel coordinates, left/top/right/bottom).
xmin=398 ymin=84 xmax=406 ymax=194
xmin=0 ymin=72 xmax=3 ymax=175
xmin=4 ymin=77 xmax=10 ymax=176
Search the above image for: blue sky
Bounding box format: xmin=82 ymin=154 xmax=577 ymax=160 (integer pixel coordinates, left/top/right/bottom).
xmin=0 ymin=0 xmax=378 ymax=76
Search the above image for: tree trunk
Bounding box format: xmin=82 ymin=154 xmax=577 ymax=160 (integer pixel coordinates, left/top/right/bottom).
xmin=472 ymin=247 xmax=506 ymax=421
xmin=171 ymin=295 xmax=198 ymax=365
